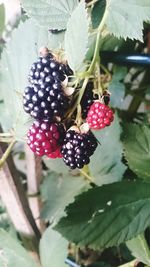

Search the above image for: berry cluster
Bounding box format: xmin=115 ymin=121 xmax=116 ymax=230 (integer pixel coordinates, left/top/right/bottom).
xmin=23 ymin=48 xmax=114 ymax=169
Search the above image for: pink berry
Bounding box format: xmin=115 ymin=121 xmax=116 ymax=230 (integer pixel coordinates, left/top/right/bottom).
xmin=86 ymin=102 xmax=114 ymax=130
xmin=47 ymin=147 xmax=62 ymax=159
xmin=27 ymin=120 xmax=65 ymax=156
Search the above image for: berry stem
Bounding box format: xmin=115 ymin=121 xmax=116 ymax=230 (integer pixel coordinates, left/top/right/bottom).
xmin=80 ymin=166 xmax=95 ymax=184
xmin=86 ymin=0 xmax=99 ymax=7
xmin=0 ymin=140 xmax=16 ymax=168
xmin=87 ymin=8 xmax=108 ymax=75
xmin=74 ymin=8 xmax=108 ymax=121
xmin=65 ymin=8 xmax=108 ymax=123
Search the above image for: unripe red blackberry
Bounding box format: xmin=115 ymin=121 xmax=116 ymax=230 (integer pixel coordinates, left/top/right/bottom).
xmin=81 ymin=82 xmax=98 ymax=119
xmin=86 ymin=102 xmax=114 ymax=130
xmin=61 ymin=130 xmax=98 ymax=169
xmin=47 ymin=147 xmax=62 ymax=158
xmin=27 ymin=120 xmax=65 ymax=157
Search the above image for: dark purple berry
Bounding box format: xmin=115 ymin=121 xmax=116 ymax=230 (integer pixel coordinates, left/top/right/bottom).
xmin=61 ymin=130 xmax=97 ymax=169
xmin=81 ymin=82 xmax=98 ymax=119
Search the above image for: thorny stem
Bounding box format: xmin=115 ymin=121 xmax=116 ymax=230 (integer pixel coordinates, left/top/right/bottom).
xmin=74 ymin=8 xmax=108 ymax=123
xmin=87 ymin=8 xmax=108 ymax=75
xmin=0 ymin=140 xmax=16 ymax=168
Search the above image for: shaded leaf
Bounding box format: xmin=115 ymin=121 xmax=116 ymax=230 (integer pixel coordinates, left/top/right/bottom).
xmin=108 ymin=66 xmax=127 ymax=108
xmin=40 ymin=227 xmax=68 ymax=267
xmin=89 ymin=115 xmax=126 ymax=186
xmin=123 ymin=124 xmax=150 ymax=181
xmin=0 ymin=229 xmax=39 ymax=267
xmin=65 ymin=1 xmax=89 ymax=71
xmin=43 ymin=158 xmax=69 ymax=175
xmin=41 ymin=172 xmax=89 ymax=223
xmin=92 ymin=0 xmax=106 ymax=29
xmin=55 ymin=181 xmax=150 ymax=250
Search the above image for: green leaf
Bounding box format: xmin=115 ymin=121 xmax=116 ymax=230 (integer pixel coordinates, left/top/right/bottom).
xmin=126 ymin=234 xmax=150 ymax=266
xmin=0 ymin=19 xmax=63 ymax=139
xmin=89 ymin=115 xmax=126 ymax=186
xmin=92 ymin=0 xmax=106 ymax=29
xmin=41 ymin=172 xmax=89 ymax=223
xmin=100 ymin=35 xmax=124 ymax=51
xmin=123 ymin=124 xmax=150 ymax=181
xmin=108 ymin=66 xmax=127 ymax=108
xmin=43 ymin=158 xmax=69 ymax=174
xmin=21 ymin=0 xmax=78 ymax=30
xmin=64 ymin=0 xmax=89 ymax=72
xmin=0 ymin=229 xmax=39 ymax=267
xmin=40 ymin=227 xmax=68 ymax=267
xmin=0 ymin=4 xmax=5 ymax=36
xmin=55 ymin=181 xmax=150 ymax=250
xmin=105 ymin=0 xmax=150 ymax=41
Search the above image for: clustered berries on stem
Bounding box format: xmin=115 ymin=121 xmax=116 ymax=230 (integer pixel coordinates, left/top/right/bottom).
xmin=23 ymin=47 xmax=114 ymax=170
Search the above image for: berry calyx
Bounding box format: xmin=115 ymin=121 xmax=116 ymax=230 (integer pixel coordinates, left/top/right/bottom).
xmin=27 ymin=120 xmax=65 ymax=156
xmin=61 ymin=130 xmax=98 ymax=169
xmin=86 ymin=102 xmax=114 ymax=130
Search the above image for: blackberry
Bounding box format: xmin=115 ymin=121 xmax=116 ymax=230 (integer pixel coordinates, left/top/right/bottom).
xmin=28 ymin=53 xmax=73 ymax=85
xmin=23 ymin=51 xmax=73 ymax=120
xmin=61 ymin=130 xmax=98 ymax=169
xmin=47 ymin=147 xmax=62 ymax=158
xmin=59 ymin=63 xmax=73 ymax=77
xmin=103 ymin=91 xmax=110 ymax=105
xmin=86 ymin=102 xmax=114 ymax=130
xmin=27 ymin=120 xmax=65 ymax=157
xmin=81 ymin=82 xmax=98 ymax=119
xmin=23 ymin=82 xmax=69 ymax=120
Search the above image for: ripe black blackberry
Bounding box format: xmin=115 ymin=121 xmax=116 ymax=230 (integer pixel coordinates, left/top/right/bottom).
xmin=61 ymin=130 xmax=98 ymax=169
xmin=23 ymin=50 xmax=73 ymax=120
xmin=23 ymin=82 xmax=69 ymax=120
xmin=28 ymin=53 xmax=73 ymax=85
xmin=81 ymin=82 xmax=98 ymax=119
xmin=103 ymin=91 xmax=110 ymax=105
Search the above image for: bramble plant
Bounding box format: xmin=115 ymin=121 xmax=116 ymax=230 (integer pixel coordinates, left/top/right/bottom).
xmin=0 ymin=1 xmax=150 ymax=267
